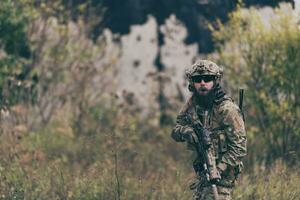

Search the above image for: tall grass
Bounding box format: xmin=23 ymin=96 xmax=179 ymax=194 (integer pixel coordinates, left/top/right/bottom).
xmin=1 ymin=105 xmax=300 ymax=200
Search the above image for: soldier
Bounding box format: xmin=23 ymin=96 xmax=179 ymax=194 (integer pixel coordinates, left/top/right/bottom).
xmin=171 ymin=60 xmax=247 ymax=200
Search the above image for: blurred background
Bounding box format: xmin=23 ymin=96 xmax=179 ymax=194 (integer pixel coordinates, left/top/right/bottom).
xmin=0 ymin=0 xmax=299 ymax=199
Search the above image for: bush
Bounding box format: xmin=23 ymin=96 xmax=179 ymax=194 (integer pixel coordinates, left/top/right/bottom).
xmin=211 ymin=3 xmax=300 ymax=167
xmin=0 ymin=100 xmax=193 ymax=200
xmin=233 ymin=161 xmax=300 ymax=200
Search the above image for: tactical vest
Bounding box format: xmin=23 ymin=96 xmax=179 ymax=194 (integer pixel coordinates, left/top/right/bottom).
xmin=190 ymin=98 xmax=244 ymax=186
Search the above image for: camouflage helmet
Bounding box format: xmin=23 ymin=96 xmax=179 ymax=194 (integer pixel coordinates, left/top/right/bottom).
xmin=186 ymin=60 xmax=223 ymax=79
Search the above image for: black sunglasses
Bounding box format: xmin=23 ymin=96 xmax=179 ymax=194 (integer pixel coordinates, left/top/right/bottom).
xmin=192 ymin=75 xmax=216 ymax=83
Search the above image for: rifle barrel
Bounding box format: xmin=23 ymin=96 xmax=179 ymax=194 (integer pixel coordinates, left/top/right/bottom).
xmin=239 ymin=88 xmax=244 ymax=111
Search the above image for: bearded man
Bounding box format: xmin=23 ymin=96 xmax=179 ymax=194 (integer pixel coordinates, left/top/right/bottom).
xmin=171 ymin=60 xmax=247 ymax=200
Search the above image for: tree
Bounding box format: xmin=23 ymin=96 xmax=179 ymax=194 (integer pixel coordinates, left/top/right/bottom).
xmin=0 ymin=0 xmax=37 ymax=107
xmin=211 ymin=3 xmax=300 ymax=166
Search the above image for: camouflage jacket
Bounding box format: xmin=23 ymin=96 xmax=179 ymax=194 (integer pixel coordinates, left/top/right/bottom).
xmin=171 ymin=94 xmax=247 ymax=181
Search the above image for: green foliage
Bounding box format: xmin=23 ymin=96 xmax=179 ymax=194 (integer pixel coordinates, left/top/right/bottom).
xmin=0 ymin=0 xmax=76 ymax=107
xmin=211 ymin=3 xmax=300 ymax=166
xmin=0 ymin=0 xmax=31 ymax=57
xmin=0 ymin=0 xmax=34 ymax=106
xmin=0 ymin=100 xmax=192 ymax=199
xmin=2 ymin=105 xmax=300 ymax=200
xmin=1 ymin=1 xmax=300 ymax=199
xmin=233 ymin=161 xmax=300 ymax=200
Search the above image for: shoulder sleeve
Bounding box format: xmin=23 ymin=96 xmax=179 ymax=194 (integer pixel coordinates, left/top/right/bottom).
xmin=171 ymin=96 xmax=195 ymax=142
xmin=218 ymin=100 xmax=247 ymax=167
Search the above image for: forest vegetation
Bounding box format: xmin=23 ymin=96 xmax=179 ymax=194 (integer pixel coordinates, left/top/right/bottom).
xmin=0 ymin=1 xmax=299 ymax=199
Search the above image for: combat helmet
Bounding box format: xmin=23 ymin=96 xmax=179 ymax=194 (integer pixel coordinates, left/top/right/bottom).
xmin=186 ymin=60 xmax=223 ymax=91
xmin=186 ymin=60 xmax=223 ymax=78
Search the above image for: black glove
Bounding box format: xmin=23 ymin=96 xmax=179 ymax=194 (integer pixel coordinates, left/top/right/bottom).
xmin=182 ymin=130 xmax=197 ymax=144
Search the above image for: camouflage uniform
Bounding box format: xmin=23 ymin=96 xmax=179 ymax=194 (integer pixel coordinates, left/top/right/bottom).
xmin=171 ymin=60 xmax=247 ymax=200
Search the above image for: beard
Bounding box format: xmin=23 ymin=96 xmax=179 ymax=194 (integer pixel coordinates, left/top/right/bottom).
xmin=195 ymin=87 xmax=215 ymax=108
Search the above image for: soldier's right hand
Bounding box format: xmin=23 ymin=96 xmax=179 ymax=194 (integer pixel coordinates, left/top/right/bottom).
xmin=181 ymin=129 xmax=197 ymax=144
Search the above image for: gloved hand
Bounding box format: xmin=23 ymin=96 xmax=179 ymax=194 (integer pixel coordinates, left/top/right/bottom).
xmin=181 ymin=128 xmax=198 ymax=144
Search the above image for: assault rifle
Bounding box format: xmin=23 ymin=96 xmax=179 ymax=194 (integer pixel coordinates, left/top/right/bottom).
xmin=189 ymin=111 xmax=220 ymax=200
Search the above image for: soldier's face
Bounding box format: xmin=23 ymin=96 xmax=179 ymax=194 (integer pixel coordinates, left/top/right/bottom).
xmin=192 ymin=75 xmax=215 ymax=96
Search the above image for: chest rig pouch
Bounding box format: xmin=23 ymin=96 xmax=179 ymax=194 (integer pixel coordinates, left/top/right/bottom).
xmin=195 ymin=105 xmax=228 ymax=163
xmin=210 ymin=128 xmax=227 ymax=162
